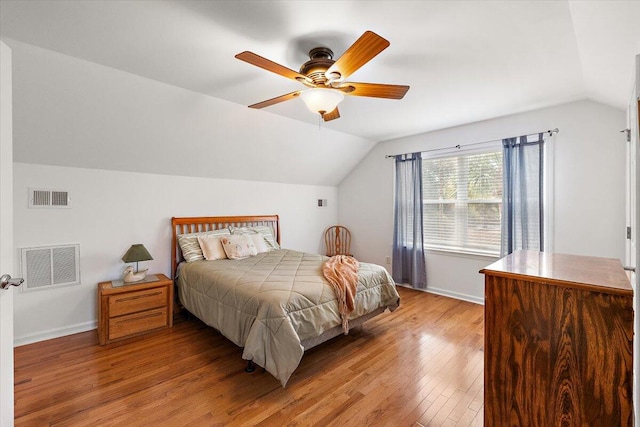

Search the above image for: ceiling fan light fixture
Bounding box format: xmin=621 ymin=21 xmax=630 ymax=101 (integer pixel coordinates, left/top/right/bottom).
xmin=299 ymin=88 xmax=344 ymax=116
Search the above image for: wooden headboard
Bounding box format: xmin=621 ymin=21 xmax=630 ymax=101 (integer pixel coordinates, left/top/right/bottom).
xmin=171 ymin=215 xmax=280 ymax=279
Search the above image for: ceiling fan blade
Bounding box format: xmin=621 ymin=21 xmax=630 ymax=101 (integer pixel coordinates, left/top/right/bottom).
xmin=323 ymin=107 xmax=340 ymax=122
xmin=325 ymin=31 xmax=390 ymax=81
xmin=236 ymin=51 xmax=309 ymax=82
xmin=248 ymin=91 xmax=301 ymax=109
xmin=340 ymin=82 xmax=410 ymax=99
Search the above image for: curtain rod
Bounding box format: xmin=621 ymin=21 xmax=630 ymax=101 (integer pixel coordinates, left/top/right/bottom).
xmin=385 ymin=128 xmax=559 ymax=158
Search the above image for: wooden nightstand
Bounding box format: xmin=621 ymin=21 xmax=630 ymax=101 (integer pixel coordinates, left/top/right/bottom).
xmin=98 ymin=273 xmax=174 ymax=345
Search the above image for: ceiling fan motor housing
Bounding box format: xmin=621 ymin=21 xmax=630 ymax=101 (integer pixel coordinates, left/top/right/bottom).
xmin=299 ymin=47 xmax=339 ymax=86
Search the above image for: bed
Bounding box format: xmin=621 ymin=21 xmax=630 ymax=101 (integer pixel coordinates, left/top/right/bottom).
xmin=171 ymin=215 xmax=400 ymax=386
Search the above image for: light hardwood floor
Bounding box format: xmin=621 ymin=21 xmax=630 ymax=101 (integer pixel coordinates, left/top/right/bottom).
xmin=14 ymin=287 xmax=484 ymax=426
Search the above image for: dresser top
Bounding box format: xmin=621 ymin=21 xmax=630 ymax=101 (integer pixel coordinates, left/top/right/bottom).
xmin=480 ymin=250 xmax=633 ymax=296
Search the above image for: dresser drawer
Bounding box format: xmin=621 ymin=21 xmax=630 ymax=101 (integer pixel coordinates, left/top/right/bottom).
xmin=109 ymin=287 xmax=167 ymax=317
xmin=108 ymin=307 xmax=168 ymax=340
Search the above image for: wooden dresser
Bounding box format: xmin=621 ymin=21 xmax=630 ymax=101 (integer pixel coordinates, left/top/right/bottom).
xmin=480 ymin=250 xmax=634 ymax=426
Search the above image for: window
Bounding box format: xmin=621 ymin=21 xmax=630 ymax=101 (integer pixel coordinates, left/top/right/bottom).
xmin=422 ymin=148 xmax=503 ymax=256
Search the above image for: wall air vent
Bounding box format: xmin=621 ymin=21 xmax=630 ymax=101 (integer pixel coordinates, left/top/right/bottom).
xmin=29 ymin=188 xmax=71 ymax=208
xmin=20 ymin=244 xmax=80 ymax=292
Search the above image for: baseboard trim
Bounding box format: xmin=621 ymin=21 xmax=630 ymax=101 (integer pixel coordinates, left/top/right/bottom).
xmin=14 ymin=321 xmax=97 ymax=347
xmin=397 ymin=283 xmax=484 ymax=305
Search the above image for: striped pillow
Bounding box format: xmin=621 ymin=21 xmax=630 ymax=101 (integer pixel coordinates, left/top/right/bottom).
xmin=178 ymin=229 xmax=230 ymax=262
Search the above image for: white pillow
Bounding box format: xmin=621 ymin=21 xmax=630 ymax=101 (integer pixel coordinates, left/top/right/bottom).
xmin=248 ymin=233 xmax=270 ymax=254
xmin=197 ymin=234 xmax=227 ymax=260
xmin=220 ymin=234 xmax=258 ymax=260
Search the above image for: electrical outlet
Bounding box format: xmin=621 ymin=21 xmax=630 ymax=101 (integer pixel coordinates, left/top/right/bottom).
xmin=385 ymin=256 xmax=391 ymax=264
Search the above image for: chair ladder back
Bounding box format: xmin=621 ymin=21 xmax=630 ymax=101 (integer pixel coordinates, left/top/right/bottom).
xmin=325 ymin=225 xmax=352 ymax=257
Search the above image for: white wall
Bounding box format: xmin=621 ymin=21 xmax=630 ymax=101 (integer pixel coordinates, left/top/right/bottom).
xmin=6 ymin=38 xmax=376 ymax=187
xmin=13 ymin=163 xmax=337 ymax=344
xmin=338 ymin=100 xmax=627 ymax=303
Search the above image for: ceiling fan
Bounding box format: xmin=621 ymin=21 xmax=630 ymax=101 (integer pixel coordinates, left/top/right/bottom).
xmin=235 ymin=31 xmax=410 ymax=122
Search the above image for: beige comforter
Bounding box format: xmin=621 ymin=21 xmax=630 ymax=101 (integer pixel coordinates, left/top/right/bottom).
xmin=177 ymin=249 xmax=400 ymax=386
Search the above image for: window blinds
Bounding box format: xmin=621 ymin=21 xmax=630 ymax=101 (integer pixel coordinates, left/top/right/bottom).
xmin=422 ymin=150 xmax=503 ymax=255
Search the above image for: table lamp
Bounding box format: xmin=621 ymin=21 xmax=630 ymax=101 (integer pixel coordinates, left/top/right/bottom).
xmin=122 ymin=244 xmax=153 ymax=282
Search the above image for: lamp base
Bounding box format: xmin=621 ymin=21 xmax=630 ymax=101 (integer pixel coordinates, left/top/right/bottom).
xmin=123 ymin=267 xmax=149 ymax=283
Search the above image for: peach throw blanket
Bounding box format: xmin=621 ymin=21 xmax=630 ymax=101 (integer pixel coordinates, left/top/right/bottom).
xmin=322 ymin=255 xmax=360 ymax=334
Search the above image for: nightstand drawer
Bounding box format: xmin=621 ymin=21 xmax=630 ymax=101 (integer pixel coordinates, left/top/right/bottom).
xmin=109 ymin=287 xmax=167 ymax=317
xmin=108 ymin=307 xmax=168 ymax=340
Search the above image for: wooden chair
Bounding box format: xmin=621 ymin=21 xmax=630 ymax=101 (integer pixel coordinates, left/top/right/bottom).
xmin=324 ymin=225 xmax=352 ymax=257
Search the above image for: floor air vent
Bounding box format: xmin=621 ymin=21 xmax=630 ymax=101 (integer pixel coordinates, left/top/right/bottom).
xmin=20 ymin=244 xmax=80 ymax=292
xmin=29 ymin=188 xmax=71 ymax=208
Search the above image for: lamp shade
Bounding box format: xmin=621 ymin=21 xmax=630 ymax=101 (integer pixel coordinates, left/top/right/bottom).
xmin=299 ymin=88 xmax=344 ymax=115
xmin=122 ymin=244 xmax=153 ymax=263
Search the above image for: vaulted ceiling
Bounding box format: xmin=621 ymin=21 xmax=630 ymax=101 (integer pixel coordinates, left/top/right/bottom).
xmin=2 ymin=0 xmax=639 ymax=144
